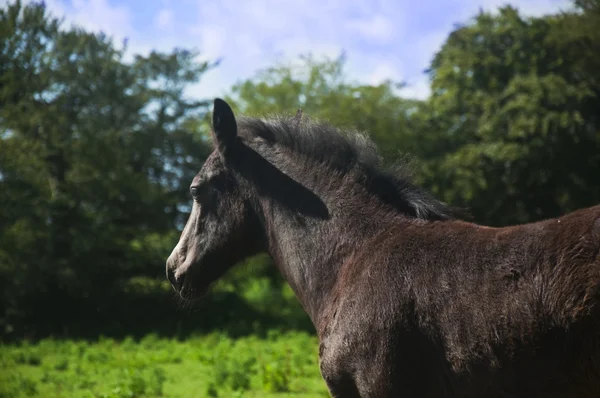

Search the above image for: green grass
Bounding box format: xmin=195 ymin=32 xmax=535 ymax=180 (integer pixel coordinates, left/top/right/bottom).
xmin=0 ymin=330 xmax=329 ymax=397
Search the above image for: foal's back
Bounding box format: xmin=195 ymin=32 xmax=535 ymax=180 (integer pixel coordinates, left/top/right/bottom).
xmin=323 ymin=205 xmax=600 ymax=397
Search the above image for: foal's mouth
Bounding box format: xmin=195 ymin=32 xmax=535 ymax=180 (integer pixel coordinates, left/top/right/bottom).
xmin=178 ymin=273 xmax=196 ymax=300
xmin=167 ymin=267 xmax=210 ymax=301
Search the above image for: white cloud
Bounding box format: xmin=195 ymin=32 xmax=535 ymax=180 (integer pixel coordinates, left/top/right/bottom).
xmin=399 ymin=77 xmax=431 ymax=100
xmin=10 ymin=0 xmax=139 ymax=57
xmin=342 ymin=51 xmax=410 ymax=94
xmin=347 ymin=14 xmax=396 ymax=43
xmin=365 ymin=63 xmax=398 ymax=86
xmin=13 ymin=0 xmax=135 ymax=47
xmin=233 ymin=0 xmax=288 ymax=31
xmin=236 ymin=35 xmax=263 ymax=60
xmin=5 ymin=0 xmax=68 ymax=19
xmin=155 ymin=8 xmax=173 ymax=30
xmin=191 ymin=24 xmax=227 ymax=62
xmin=184 ymin=0 xmax=404 ymax=99
xmin=412 ymin=30 xmax=451 ymax=72
xmin=68 ymin=0 xmax=134 ymax=40
xmin=476 ymin=0 xmax=572 ymax=17
xmin=271 ymin=37 xmax=343 ymax=61
xmin=183 ymin=68 xmax=231 ymax=102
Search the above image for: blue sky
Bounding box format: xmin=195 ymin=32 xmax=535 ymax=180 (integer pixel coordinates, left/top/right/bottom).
xmin=9 ymin=0 xmax=571 ymax=100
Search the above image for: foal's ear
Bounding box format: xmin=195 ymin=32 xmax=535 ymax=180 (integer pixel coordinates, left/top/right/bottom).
xmin=212 ymin=98 xmax=237 ymax=156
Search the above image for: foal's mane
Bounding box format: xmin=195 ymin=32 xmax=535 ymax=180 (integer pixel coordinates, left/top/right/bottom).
xmin=237 ymin=114 xmax=461 ymax=221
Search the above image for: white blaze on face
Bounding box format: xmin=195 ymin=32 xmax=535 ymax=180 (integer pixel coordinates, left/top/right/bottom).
xmin=168 ymin=201 xmax=201 ymax=271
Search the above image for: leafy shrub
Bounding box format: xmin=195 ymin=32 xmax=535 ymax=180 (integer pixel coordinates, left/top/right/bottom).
xmin=0 ymin=331 xmax=327 ymax=397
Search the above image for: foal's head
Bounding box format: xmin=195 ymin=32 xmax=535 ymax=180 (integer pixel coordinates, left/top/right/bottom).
xmin=166 ymin=98 xmax=459 ymax=299
xmin=165 ymin=99 xmax=264 ymax=299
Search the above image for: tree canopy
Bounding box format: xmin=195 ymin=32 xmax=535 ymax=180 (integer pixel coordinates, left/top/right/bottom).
xmin=0 ymin=0 xmax=214 ymax=338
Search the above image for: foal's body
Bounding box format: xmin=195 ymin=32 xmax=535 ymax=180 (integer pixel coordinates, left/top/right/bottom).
xmin=166 ymin=99 xmax=600 ymax=397
xmin=319 ymin=206 xmax=600 ymax=397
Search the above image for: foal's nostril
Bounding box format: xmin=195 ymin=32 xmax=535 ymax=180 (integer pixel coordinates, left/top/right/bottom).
xmin=175 ymin=272 xmax=186 ymax=292
xmin=166 ymin=266 xmax=180 ymax=292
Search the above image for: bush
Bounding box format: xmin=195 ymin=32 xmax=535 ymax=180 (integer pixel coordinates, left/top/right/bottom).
xmin=0 ymin=331 xmax=327 ymax=397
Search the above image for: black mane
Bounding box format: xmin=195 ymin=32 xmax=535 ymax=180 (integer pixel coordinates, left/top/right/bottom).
xmin=237 ymin=114 xmax=462 ymax=221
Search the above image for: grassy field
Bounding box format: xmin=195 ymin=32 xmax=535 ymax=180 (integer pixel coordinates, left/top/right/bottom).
xmin=0 ymin=330 xmax=329 ymax=397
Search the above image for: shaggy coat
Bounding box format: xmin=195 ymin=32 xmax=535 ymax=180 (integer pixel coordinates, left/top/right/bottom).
xmin=166 ymin=99 xmax=600 ymax=397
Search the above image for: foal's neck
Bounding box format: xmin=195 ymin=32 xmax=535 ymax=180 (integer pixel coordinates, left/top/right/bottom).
xmin=259 ymin=177 xmax=403 ymax=329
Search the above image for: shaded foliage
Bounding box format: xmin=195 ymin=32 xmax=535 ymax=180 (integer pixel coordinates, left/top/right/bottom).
xmin=0 ymin=0 xmax=215 ymax=339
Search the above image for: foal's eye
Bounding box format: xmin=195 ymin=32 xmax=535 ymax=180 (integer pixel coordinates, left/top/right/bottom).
xmin=190 ymin=186 xmax=205 ymax=201
xmin=190 ymin=185 xmax=212 ymax=202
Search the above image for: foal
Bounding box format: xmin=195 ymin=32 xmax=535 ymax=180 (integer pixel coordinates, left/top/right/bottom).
xmin=166 ymin=98 xmax=600 ymax=397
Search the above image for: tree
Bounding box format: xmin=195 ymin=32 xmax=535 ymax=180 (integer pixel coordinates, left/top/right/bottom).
xmin=0 ymin=0 xmax=214 ymax=337
xmin=421 ymin=4 xmax=599 ymax=225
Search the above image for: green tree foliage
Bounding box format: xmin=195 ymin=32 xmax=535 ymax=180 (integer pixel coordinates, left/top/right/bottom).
xmin=0 ymin=0 xmax=213 ymax=338
xmin=422 ymin=4 xmax=600 ymax=225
